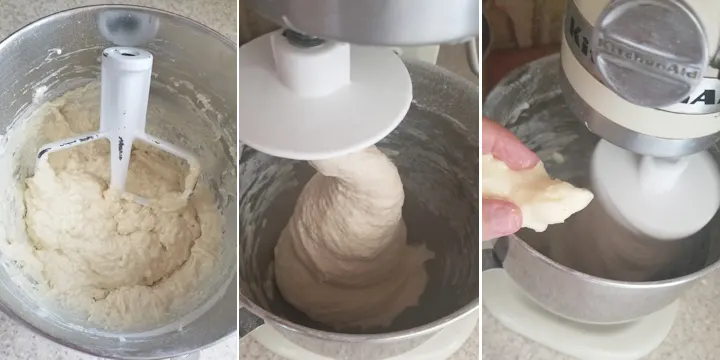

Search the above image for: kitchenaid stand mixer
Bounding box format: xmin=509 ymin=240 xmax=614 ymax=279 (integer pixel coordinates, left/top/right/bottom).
xmin=238 ymin=1 xmax=479 ymax=359
xmin=484 ymin=0 xmax=720 ymax=359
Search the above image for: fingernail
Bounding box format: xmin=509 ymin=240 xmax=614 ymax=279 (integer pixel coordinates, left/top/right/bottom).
xmin=489 ymin=203 xmax=522 ymax=236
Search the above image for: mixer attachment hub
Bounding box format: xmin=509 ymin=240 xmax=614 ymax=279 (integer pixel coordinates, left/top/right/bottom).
xmin=282 ymin=29 xmax=325 ymax=48
xmin=591 ymin=0 xmax=709 ymax=108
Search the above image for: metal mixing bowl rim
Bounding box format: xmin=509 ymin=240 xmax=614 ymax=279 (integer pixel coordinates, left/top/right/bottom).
xmin=239 ymin=293 xmax=479 ymax=343
xmin=0 ymin=5 xmax=237 ymax=360
xmin=509 ymin=234 xmax=720 ymax=288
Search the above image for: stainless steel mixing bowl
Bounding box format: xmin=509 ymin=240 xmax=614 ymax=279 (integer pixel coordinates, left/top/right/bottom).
xmin=238 ymin=59 xmax=479 ymax=359
xmin=482 ymin=54 xmax=720 ymax=324
xmin=0 ymin=6 xmax=236 ymax=359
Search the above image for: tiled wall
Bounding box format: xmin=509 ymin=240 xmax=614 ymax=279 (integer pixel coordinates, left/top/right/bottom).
xmin=484 ymin=0 xmax=565 ymax=50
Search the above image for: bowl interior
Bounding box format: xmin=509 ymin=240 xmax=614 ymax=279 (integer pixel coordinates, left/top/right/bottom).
xmin=483 ymin=54 xmax=720 ymax=283
xmin=239 ymin=61 xmax=480 ymax=335
xmin=0 ymin=6 xmax=236 ymax=358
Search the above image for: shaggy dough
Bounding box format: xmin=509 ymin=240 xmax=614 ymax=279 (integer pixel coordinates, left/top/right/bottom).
xmin=274 ymin=146 xmax=433 ymax=330
xmin=16 ymin=84 xmax=223 ymax=330
xmin=482 ymin=154 xmax=594 ymax=232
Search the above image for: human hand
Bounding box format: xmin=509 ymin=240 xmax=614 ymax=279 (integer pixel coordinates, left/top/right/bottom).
xmin=482 ymin=117 xmax=540 ymax=240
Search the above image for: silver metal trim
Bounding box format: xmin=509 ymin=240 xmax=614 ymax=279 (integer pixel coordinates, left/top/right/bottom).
xmin=559 ymin=67 xmax=720 ymax=157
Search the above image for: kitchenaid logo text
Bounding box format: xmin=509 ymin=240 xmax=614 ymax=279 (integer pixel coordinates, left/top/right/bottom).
xmin=661 ymin=80 xmax=720 ymax=114
xmin=679 ymin=90 xmax=720 ymax=105
xmin=567 ymin=16 xmax=595 ymax=63
xmin=565 ymin=5 xmax=700 ymax=81
xmin=595 ymin=39 xmax=700 ymax=80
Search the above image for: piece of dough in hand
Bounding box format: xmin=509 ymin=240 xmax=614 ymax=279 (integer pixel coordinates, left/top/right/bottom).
xmin=482 ymin=154 xmax=594 ymax=232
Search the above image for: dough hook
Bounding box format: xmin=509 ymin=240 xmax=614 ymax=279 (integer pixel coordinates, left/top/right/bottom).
xmin=35 ymin=47 xmax=200 ymax=205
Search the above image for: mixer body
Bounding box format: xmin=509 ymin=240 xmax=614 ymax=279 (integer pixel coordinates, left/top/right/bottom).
xmin=562 ymin=0 xmax=720 ymax=157
xmin=245 ymin=0 xmax=479 ymax=46
xmin=239 ymin=0 xmax=479 ymax=160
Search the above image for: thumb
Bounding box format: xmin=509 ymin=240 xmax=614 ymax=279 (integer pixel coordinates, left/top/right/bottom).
xmin=483 ymin=199 xmax=522 ymax=240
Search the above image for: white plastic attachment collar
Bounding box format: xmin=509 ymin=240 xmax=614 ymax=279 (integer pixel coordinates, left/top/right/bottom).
xmin=271 ymin=34 xmax=351 ymax=97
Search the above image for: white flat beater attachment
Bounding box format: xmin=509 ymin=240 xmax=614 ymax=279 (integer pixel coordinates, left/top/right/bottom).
xmin=35 ymin=47 xmax=200 ymax=205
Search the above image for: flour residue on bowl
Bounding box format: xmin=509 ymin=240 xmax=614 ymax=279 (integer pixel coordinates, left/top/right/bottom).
xmin=483 ymin=55 xmax=587 ymax=182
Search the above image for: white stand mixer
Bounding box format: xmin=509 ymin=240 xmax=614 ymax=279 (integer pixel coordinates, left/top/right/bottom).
xmin=485 ymin=0 xmax=720 ymax=358
xmin=238 ymin=1 xmax=479 ymax=359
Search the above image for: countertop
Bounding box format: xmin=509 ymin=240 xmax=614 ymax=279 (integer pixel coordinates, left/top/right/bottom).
xmin=0 ymin=0 xmax=236 ymax=359
xmin=482 ymin=264 xmax=720 ymax=359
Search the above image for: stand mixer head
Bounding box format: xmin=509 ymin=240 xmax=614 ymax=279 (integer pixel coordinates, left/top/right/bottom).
xmin=238 ymin=0 xmax=479 ymax=160
xmin=562 ymin=0 xmax=720 ymax=240
xmin=563 ymin=0 xmax=720 ymax=157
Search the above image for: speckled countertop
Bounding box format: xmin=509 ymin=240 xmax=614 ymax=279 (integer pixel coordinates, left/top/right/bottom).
xmin=482 ymin=277 xmax=720 ymax=359
xmin=0 ymin=0 xmax=236 ymax=359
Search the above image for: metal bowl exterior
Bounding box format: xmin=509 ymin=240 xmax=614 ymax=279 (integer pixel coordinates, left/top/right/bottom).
xmin=482 ymin=54 xmax=720 ymax=324
xmin=0 ymin=6 xmax=236 ymax=359
xmin=485 ymin=237 xmax=702 ymax=324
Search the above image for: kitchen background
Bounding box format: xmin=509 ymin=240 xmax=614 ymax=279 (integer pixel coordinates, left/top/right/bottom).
xmin=482 ymin=0 xmax=563 ymax=96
